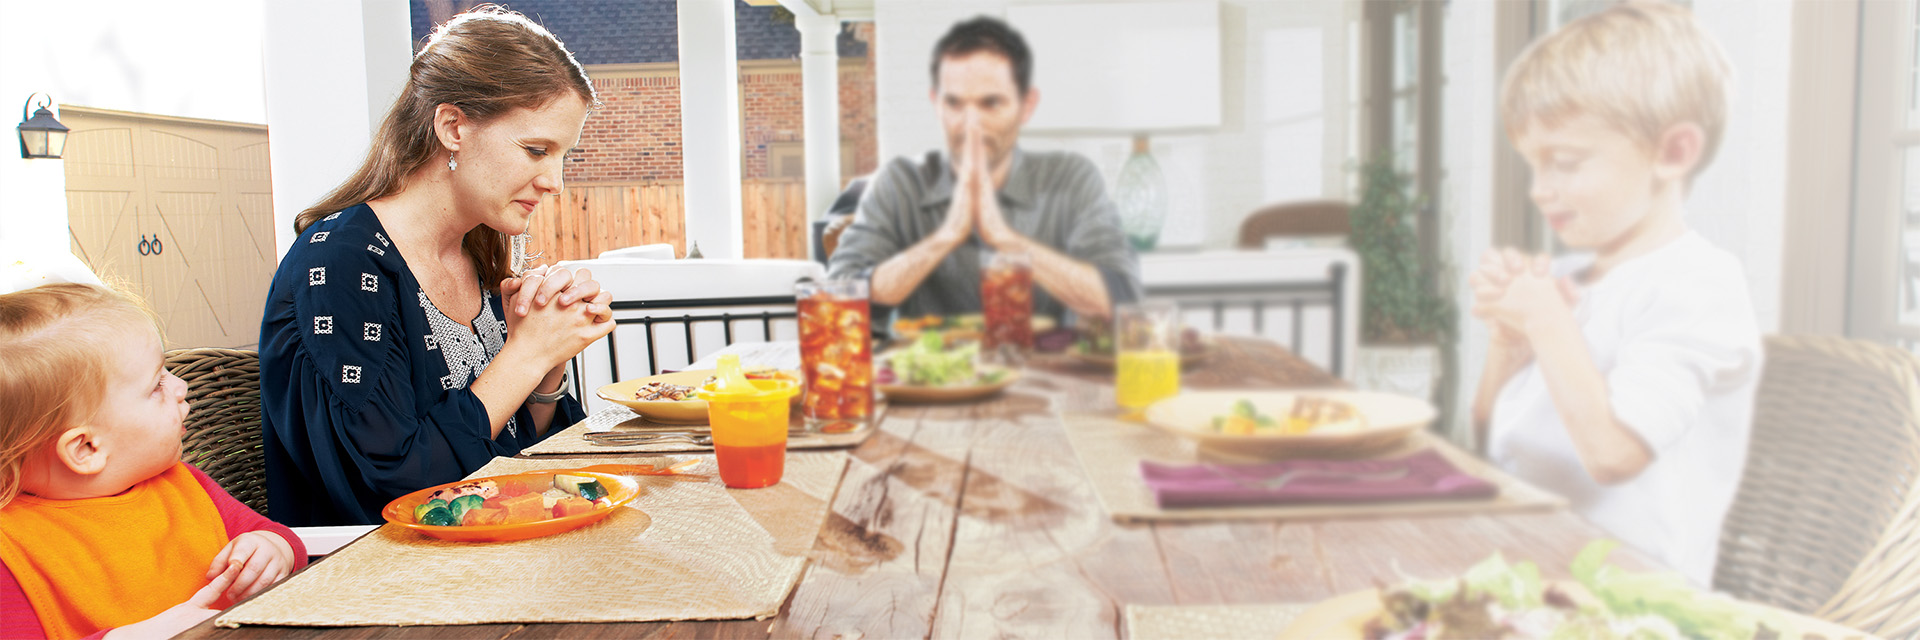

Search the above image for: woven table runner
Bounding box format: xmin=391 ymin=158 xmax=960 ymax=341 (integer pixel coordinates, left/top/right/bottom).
xmin=1061 ymin=412 xmax=1566 ymax=522
xmin=215 ymin=452 xmax=846 ymax=628
xmin=522 ymin=404 xmax=881 ymax=455
xmin=1126 ymin=603 xmax=1309 ymax=640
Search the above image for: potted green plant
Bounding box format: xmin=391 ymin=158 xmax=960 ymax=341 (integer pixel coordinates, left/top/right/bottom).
xmin=1348 ymin=152 xmax=1453 ymax=403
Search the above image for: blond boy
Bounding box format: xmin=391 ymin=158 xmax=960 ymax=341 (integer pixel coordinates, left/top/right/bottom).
xmin=1471 ymin=3 xmax=1762 ymax=586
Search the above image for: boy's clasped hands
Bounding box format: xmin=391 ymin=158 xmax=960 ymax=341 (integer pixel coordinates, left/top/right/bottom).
xmin=1469 ymin=247 xmax=1580 ymax=354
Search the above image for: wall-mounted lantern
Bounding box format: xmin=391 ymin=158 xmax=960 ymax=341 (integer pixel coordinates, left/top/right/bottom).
xmin=18 ymin=93 xmax=69 ymax=159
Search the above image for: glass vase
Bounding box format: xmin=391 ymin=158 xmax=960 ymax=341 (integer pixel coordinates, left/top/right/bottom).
xmin=1114 ymin=135 xmax=1168 ymax=251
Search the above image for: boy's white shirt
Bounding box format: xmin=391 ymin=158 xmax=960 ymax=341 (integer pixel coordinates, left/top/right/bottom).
xmin=1488 ymin=229 xmax=1763 ymax=587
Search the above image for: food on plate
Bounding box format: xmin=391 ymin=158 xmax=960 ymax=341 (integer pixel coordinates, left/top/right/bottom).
xmin=1211 ymin=397 xmax=1361 ymax=435
xmin=403 ymin=473 xmax=615 ymax=527
xmin=1347 ymin=541 xmax=1783 ymax=640
xmin=634 ymin=381 xmax=700 ymax=401
xmin=879 ymin=331 xmax=1009 ymax=387
xmin=892 ymin=314 xmax=986 ymax=341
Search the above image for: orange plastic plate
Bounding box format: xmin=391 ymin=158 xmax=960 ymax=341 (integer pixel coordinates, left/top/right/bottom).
xmin=380 ymin=470 xmax=643 ymax=543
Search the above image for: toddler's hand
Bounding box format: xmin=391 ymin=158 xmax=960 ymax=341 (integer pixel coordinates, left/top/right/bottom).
xmin=205 ymin=531 xmax=296 ymax=605
xmin=103 ymin=568 xmax=234 ymax=639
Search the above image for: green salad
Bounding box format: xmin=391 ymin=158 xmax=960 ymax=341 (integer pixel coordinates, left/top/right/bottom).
xmin=1365 ymin=540 xmax=1785 ymax=640
xmin=884 ymin=332 xmax=1007 ymax=386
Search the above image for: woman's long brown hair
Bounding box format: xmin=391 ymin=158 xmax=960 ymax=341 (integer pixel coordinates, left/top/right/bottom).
xmin=293 ymin=5 xmax=596 ymax=290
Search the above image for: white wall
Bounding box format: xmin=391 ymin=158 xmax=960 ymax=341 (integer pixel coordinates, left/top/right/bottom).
xmin=873 ymin=0 xmax=1356 ymax=249
xmin=1691 ymin=1 xmax=1790 ymax=333
xmin=0 ymin=0 xmax=265 ymax=259
xmin=263 ymin=0 xmax=413 ymax=257
xmin=1441 ymin=0 xmax=1794 ymax=442
xmin=1440 ymin=0 xmax=1498 ymax=443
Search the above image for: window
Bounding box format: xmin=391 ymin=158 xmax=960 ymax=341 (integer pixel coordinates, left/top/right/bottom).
xmin=1850 ymin=0 xmax=1920 ymax=346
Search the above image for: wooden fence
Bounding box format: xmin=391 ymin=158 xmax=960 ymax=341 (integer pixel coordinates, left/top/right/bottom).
xmin=524 ymin=179 xmax=809 ymax=262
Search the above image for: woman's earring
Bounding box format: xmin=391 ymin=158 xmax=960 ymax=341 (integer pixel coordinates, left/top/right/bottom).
xmin=448 ymin=152 xmax=458 ymax=172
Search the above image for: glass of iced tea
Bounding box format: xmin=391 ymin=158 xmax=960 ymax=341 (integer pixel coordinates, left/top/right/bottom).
xmin=698 ymin=356 xmax=800 ymax=489
xmin=797 ymin=279 xmax=874 ymax=433
xmin=1115 ymin=301 xmax=1181 ymax=416
xmin=981 ymin=250 xmax=1034 ymax=362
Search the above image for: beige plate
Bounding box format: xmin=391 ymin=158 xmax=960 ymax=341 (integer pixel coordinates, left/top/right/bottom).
xmin=879 ymin=367 xmax=1021 ymax=404
xmin=1143 ymin=390 xmax=1435 ymax=461
xmin=1275 ymin=589 xmax=1378 ymax=640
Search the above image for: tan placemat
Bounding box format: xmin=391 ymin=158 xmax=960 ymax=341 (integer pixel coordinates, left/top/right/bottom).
xmin=216 ymin=452 xmax=847 ymax=628
xmin=1062 ymin=412 xmax=1567 ymax=522
xmin=1125 ymin=603 xmax=1308 ymax=640
xmin=521 ymin=404 xmax=881 ymax=455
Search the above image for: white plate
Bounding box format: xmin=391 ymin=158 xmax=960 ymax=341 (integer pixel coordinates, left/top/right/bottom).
xmin=1143 ymin=390 xmax=1436 ymax=461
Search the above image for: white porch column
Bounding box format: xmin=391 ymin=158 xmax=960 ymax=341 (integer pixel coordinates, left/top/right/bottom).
xmin=785 ymin=1 xmax=844 ymax=227
xmin=677 ymin=0 xmax=745 ymax=260
xmin=263 ymin=0 xmax=411 ymax=258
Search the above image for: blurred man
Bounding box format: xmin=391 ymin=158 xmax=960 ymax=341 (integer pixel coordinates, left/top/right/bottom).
xmin=827 ymin=16 xmax=1141 ymax=324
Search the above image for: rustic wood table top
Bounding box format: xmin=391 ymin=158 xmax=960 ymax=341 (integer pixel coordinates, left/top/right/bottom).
xmin=183 ymin=336 xmax=1640 ymax=639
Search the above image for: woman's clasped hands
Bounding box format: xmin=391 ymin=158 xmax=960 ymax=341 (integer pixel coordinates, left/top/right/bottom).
xmin=500 ymin=264 xmax=615 ymax=358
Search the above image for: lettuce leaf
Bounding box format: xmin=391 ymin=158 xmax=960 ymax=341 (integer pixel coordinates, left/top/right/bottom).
xmin=1572 ymin=540 xmax=1767 ymax=640
xmin=1460 ymin=551 xmax=1545 ymax=611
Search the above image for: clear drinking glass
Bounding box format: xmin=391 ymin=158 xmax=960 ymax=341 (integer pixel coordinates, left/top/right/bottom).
xmin=1114 ymin=301 xmax=1181 ymax=415
xmin=796 ymin=279 xmax=874 ymax=433
xmin=981 ymin=250 xmax=1034 ymax=362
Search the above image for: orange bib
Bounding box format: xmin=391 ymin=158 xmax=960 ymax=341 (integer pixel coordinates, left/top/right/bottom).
xmin=0 ymin=462 xmax=229 ymax=639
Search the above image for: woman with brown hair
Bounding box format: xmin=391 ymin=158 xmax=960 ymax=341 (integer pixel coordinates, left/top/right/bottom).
xmin=258 ymin=6 xmax=614 ymax=526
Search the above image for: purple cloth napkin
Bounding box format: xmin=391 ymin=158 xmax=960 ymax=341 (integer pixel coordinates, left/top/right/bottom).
xmin=1140 ymin=449 xmax=1497 ymax=509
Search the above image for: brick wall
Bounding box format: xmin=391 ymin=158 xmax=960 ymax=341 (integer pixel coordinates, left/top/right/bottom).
xmin=740 ymin=70 xmax=804 ymax=181
xmin=568 ymin=75 xmax=684 ymax=182
xmin=840 ymin=23 xmax=880 ymax=181
xmin=567 ymin=53 xmax=880 ymax=186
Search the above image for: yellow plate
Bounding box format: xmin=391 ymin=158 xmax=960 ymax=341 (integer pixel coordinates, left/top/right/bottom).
xmin=598 ymin=369 xmax=802 ymax=424
xmin=1143 ymin=390 xmax=1434 ymax=461
xmin=597 ymin=370 xmax=715 ymax=424
xmin=878 ymin=367 xmax=1021 ymax=404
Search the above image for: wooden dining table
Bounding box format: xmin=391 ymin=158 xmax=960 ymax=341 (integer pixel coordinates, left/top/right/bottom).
xmin=183 ymin=336 xmax=1643 ymax=639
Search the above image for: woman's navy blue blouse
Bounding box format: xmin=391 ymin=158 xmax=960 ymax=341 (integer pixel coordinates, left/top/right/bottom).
xmin=258 ymin=204 xmax=583 ymax=526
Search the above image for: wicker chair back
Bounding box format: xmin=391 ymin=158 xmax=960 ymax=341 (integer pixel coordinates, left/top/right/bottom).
xmin=164 ymin=348 xmax=269 ymax=516
xmin=1715 ymin=334 xmax=1920 ymax=638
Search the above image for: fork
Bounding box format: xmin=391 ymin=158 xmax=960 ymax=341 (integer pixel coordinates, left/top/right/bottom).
xmin=585 ymin=432 xmax=715 ymax=446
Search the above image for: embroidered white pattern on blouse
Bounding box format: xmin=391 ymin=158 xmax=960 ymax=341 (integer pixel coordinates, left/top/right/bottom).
xmin=417 ymin=289 xmax=517 ymax=437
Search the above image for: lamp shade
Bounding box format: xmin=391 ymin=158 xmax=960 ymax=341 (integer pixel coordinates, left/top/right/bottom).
xmin=19 ymin=103 xmax=69 ymax=159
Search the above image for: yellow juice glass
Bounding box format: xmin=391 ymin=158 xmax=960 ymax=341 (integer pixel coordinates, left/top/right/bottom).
xmin=1117 ymin=349 xmax=1180 ymax=411
xmin=1114 ymin=301 xmax=1182 ymax=415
